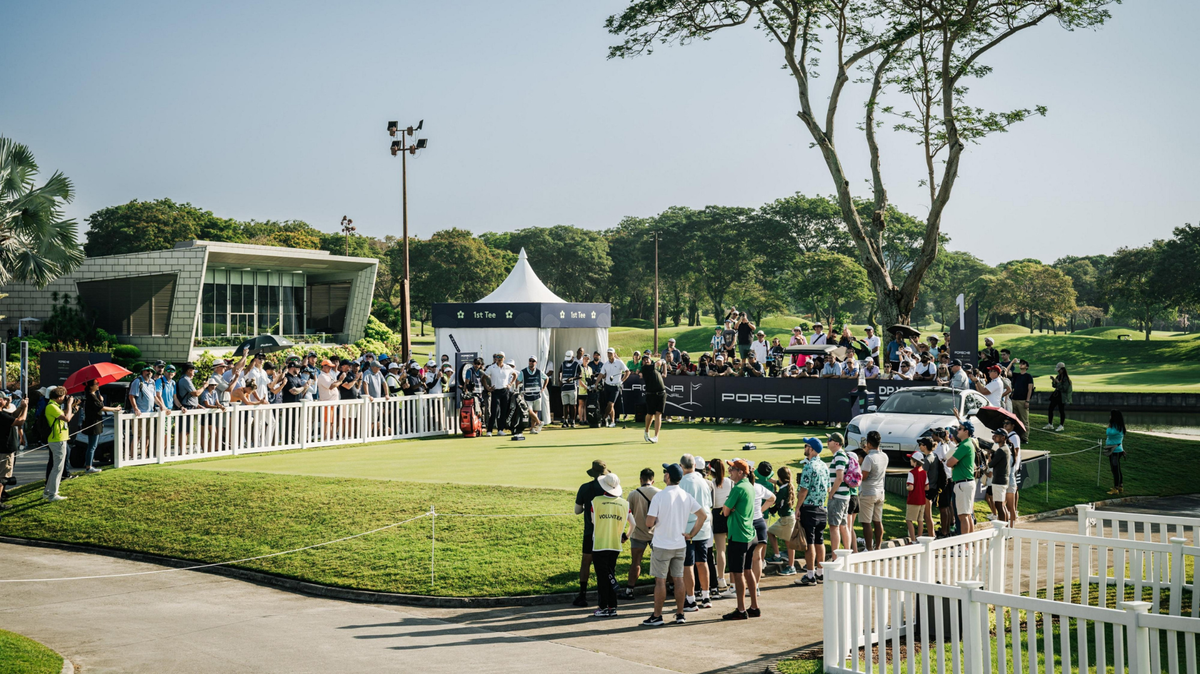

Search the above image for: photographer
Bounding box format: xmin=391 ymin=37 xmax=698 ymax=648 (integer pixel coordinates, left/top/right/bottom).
xmin=736 ymin=314 xmax=756 ymax=358
xmin=0 ymin=394 xmax=28 ymax=507
xmin=740 ymin=351 xmax=764 ymax=377
xmin=43 ymin=387 xmax=75 ymax=502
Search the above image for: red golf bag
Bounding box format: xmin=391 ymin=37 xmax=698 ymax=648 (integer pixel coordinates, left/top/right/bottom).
xmin=459 ymin=397 xmax=482 ymax=438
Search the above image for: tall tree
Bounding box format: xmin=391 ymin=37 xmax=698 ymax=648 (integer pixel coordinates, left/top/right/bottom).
xmin=491 ymin=225 xmax=612 ymax=302
xmin=606 ymin=0 xmax=1114 ymax=326
xmin=0 ymin=137 xmax=85 ymax=287
xmin=683 ymin=206 xmax=758 ymax=320
xmin=923 ymin=250 xmax=993 ymax=329
xmin=788 ymin=250 xmax=872 ymax=328
xmin=999 ymin=262 xmax=1077 ymax=333
xmin=1104 ymin=243 xmax=1176 ymax=341
xmin=84 ymin=198 xmax=242 ymax=256
xmin=405 ymin=229 xmax=515 ymax=334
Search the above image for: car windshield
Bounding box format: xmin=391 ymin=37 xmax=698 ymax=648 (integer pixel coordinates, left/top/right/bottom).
xmin=877 ymin=390 xmax=958 ymax=416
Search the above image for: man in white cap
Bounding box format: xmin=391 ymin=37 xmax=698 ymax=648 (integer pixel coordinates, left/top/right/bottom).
xmin=588 ymin=471 xmax=634 ymax=618
xmin=517 ymin=356 xmax=547 ymax=434
xmin=600 ymin=348 xmax=628 ymax=428
xmin=750 ymin=330 xmax=769 ymax=364
xmin=484 ymin=352 xmax=516 ymax=436
xmin=559 ymin=350 xmax=582 ymax=428
xmin=662 ymin=338 xmax=681 ymax=364
xmin=864 ymin=325 xmax=880 ymax=361
xmin=209 ymin=360 xmax=232 ymax=404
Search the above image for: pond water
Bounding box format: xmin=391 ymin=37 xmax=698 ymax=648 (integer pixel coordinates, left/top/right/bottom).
xmin=1069 ymin=411 xmax=1200 ymax=438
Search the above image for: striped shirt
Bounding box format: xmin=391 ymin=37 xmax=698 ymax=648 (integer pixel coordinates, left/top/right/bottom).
xmin=829 ymin=450 xmax=852 ymax=500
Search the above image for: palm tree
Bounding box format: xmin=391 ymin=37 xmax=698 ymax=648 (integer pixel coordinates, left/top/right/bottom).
xmin=0 ymin=137 xmax=84 ymax=287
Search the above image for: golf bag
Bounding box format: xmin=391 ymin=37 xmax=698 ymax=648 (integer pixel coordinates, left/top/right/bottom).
xmin=505 ymin=390 xmax=529 ymax=436
xmin=459 ymin=397 xmax=482 ymax=438
xmin=585 ymin=396 xmax=602 ymax=428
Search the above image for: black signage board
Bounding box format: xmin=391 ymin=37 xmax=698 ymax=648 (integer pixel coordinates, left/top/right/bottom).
xmin=39 ymin=351 xmax=113 ymax=388
xmin=663 ymin=376 xmax=717 ymax=418
xmin=619 ymin=373 xmax=644 ymax=414
xmin=826 ymin=378 xmax=926 ymax=422
xmin=714 ymin=377 xmax=828 ymax=422
xmin=432 ymin=303 xmax=611 ymax=329
xmin=949 ymin=299 xmax=979 ymax=368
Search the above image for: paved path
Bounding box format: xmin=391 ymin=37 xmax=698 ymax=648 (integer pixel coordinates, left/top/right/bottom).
xmin=2 ymin=495 xmax=1195 ymax=673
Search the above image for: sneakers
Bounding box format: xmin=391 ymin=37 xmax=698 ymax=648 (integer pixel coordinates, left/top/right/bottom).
xmin=747 ymin=607 xmax=761 ymax=618
xmin=799 ymin=574 xmax=819 ymax=586
xmin=649 ymin=436 xmax=658 ymax=443
xmin=682 ymin=600 xmax=698 ymax=613
xmin=699 ymin=597 xmax=712 ymax=609
xmin=572 ymin=593 xmax=588 ymax=607
xmin=673 ymin=613 xmax=686 ymax=624
xmin=618 ymin=587 xmax=636 ymax=600
xmin=644 ymin=431 xmax=651 ymax=443
xmin=1055 ymin=425 xmax=1065 ymax=432
xmin=721 ymin=609 xmax=748 ymax=621
xmin=592 ymin=608 xmax=616 ymax=618
xmin=765 ymin=553 xmax=785 ymax=564
xmin=4 ymin=477 xmax=16 ymax=486
xmin=531 ymin=428 xmax=540 ymax=434
xmin=43 ymin=494 xmax=68 ymax=502
xmin=608 ymin=420 xmax=616 ymax=428
xmin=0 ymin=502 xmax=12 ymax=510
xmin=641 ymin=613 xmax=664 ymax=627
xmin=779 ymin=566 xmax=797 ymax=576
xmin=1043 ymin=423 xmax=1054 ymax=430
xmin=816 ymin=573 xmax=824 ymax=584
xmin=86 ymin=467 xmax=102 ymax=474
xmin=486 ymin=431 xmax=492 ymax=437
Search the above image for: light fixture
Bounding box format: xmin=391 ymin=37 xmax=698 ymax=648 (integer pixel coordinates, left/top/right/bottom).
xmin=416 ymin=119 xmax=423 ymax=132
xmin=390 ymin=140 xmax=401 ymax=156
xmin=387 ymin=121 xmax=399 ymax=137
xmin=415 ymin=138 xmax=427 ymax=150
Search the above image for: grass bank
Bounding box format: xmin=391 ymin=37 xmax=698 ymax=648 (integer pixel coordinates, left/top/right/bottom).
xmin=0 ymin=415 xmax=1193 ymax=597
xmin=0 ymin=630 xmax=63 ymax=674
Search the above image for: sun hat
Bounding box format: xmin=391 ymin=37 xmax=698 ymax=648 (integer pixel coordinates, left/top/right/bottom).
xmin=598 ymin=472 xmax=622 ymax=496
xmin=586 ymin=460 xmax=608 ymax=478
xmin=140 ymin=365 xmax=154 ymax=372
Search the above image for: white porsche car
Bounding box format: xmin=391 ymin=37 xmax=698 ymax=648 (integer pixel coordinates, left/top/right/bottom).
xmin=845 ymin=386 xmax=995 ymax=461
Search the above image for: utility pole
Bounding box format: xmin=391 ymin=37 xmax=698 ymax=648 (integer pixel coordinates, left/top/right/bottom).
xmin=389 ymin=120 xmax=427 ymax=363
xmin=653 ymin=231 xmax=659 ymax=356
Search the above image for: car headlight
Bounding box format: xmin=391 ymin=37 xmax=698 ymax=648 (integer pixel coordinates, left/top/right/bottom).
xmin=847 ymin=423 xmax=860 ymax=435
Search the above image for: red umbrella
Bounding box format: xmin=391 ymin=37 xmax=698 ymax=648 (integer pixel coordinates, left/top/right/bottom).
xmin=63 ymin=362 xmax=134 ymax=394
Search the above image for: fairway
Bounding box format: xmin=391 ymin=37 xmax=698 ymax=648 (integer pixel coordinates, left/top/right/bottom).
xmin=173 ymin=423 xmax=820 ymax=491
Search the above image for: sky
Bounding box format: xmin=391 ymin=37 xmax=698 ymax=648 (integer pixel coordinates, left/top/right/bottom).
xmin=2 ymin=1 xmax=1197 ymax=266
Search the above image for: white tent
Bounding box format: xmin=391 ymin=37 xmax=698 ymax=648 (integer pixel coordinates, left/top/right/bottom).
xmin=434 ymin=249 xmax=609 ymax=372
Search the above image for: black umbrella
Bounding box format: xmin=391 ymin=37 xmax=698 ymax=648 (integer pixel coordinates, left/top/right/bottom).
xmin=782 ymin=344 xmax=840 ymax=357
xmin=233 ymin=334 xmax=295 ymax=357
xmin=887 ymin=324 xmax=921 ymax=340
xmin=975 ymin=405 xmax=1027 ymax=442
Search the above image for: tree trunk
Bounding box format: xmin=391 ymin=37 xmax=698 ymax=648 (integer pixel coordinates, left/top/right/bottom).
xmin=1028 ymin=310 xmax=1034 ymax=334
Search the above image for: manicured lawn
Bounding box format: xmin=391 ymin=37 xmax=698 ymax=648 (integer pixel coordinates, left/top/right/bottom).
xmin=0 ymin=630 xmax=63 ymax=674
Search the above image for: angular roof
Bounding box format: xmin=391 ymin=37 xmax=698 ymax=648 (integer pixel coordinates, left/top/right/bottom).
xmin=477 ymin=248 xmax=566 ymax=303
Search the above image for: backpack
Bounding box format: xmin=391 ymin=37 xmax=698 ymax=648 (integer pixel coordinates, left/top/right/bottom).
xmin=27 ymin=401 xmax=53 ymax=448
xmin=842 ymin=452 xmax=863 ymax=488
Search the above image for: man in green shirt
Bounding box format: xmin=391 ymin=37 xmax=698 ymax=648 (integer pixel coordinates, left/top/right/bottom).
xmin=720 ymin=459 xmax=759 ymax=620
xmin=946 ymin=419 xmax=977 ymax=534
xmin=43 ymin=387 xmax=76 ymax=503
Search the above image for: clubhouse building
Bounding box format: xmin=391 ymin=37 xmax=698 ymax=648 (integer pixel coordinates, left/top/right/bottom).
xmin=0 ymin=240 xmax=378 ymax=362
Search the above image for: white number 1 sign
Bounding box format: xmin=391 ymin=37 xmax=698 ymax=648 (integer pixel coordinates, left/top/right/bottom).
xmin=957 ymin=293 xmax=966 ymax=329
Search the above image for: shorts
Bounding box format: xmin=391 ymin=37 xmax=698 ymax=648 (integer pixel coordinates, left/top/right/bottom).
xmin=630 ymin=537 xmax=651 ymax=552
xmin=604 ymin=385 xmax=620 ymax=404
xmin=684 ymin=539 xmax=710 ymax=566
xmin=753 ymin=518 xmax=768 ymax=544
xmin=644 ymin=391 xmax=666 ymax=415
xmin=561 ymin=390 xmax=578 ymax=405
xmin=767 ymin=515 xmax=795 ymax=540
xmin=582 ymin=535 xmax=593 ymax=555
xmin=739 ymin=345 xmax=751 ymax=358
xmin=828 ymin=497 xmax=851 ymax=526
xmin=905 ymin=503 xmax=926 ymax=521
xmin=712 ymin=511 xmax=728 ymax=535
xmin=953 ymin=480 xmax=976 ymax=515
xmin=858 ymin=493 xmax=885 ymax=523
xmin=938 ymin=487 xmax=954 ymax=509
xmin=990 ymin=484 xmax=1008 ymax=502
xmin=650 ymin=546 xmax=685 ymax=579
xmin=847 ymin=494 xmax=860 ymax=515
xmin=799 ymin=505 xmax=827 ymax=545
xmin=527 ymin=397 xmax=542 ymax=412
xmin=726 ymin=540 xmax=757 ymax=573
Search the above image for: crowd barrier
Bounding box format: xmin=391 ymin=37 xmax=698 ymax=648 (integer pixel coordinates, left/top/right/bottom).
xmin=545 ymin=375 xmax=929 ymax=424
xmin=823 ymin=507 xmax=1200 ymax=674
xmin=114 ymin=393 xmax=457 ymax=468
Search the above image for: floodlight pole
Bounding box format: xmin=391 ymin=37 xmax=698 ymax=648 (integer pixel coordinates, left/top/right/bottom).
xmin=653 ymin=231 xmax=659 ymax=356
xmin=400 ymin=138 xmax=411 ymax=363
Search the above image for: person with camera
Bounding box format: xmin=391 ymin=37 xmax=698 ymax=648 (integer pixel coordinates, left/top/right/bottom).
xmin=0 ymin=393 xmax=28 ymax=507
xmin=42 ymin=387 xmax=76 ymax=502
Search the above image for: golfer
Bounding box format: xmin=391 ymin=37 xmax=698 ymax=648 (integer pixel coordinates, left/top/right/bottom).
xmin=640 ymin=353 xmax=665 ymax=443
xmin=600 ymin=349 xmax=628 ymax=428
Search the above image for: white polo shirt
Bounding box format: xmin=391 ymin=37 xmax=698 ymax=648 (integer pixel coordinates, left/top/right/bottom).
xmin=647 ymin=485 xmax=701 ymax=550
xmin=485 ymin=363 xmax=514 ymax=390
xmin=601 ymin=359 xmax=628 ymax=387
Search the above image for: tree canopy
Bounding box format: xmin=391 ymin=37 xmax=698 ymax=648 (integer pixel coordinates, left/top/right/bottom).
xmin=0 ymin=137 xmax=84 ymax=287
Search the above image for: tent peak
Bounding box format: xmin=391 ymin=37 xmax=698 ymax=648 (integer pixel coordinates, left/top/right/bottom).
xmin=476 ymin=248 xmax=566 ymax=303
xmin=518 ymin=248 xmax=528 ymax=260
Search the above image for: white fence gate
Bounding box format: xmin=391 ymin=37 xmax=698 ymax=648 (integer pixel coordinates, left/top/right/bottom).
xmin=114 ymin=394 xmax=457 ymax=467
xmin=824 ymin=509 xmax=1200 ymax=674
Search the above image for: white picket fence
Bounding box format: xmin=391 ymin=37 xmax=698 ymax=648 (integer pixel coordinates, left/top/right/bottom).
xmin=1079 ymin=503 xmax=1200 ymax=547
xmin=114 ymin=394 xmax=458 ymax=467
xmin=824 ymin=510 xmax=1200 ymax=674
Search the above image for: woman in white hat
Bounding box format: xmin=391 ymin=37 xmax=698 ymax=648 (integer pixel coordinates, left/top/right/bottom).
xmin=589 ymin=472 xmax=633 ymax=618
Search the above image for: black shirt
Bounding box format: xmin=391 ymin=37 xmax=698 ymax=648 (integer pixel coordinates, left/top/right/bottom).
xmin=0 ymin=410 xmax=19 ymax=454
xmin=741 ymin=361 xmax=764 ymax=377
xmin=641 ymin=363 xmax=665 ymax=393
xmin=576 ymin=478 xmax=607 ymax=539
xmin=1010 ymin=372 xmax=1034 ymax=401
xmin=736 ymin=322 xmax=753 ymax=345
xmin=338 ymin=373 xmax=360 ymax=400
xmin=282 ymin=373 xmax=306 ymax=404
xmin=83 ymin=392 xmax=105 ymax=437
xmin=404 ymin=375 xmax=422 ymax=395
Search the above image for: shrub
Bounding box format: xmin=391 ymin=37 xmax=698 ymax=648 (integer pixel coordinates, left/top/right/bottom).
xmin=364 ymin=315 xmax=396 ymax=343
xmin=112 ymin=344 xmax=141 ymax=361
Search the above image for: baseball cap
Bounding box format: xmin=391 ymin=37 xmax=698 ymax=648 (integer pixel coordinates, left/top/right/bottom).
xmin=957 ymin=420 xmax=976 ymax=436
xmin=606 ymin=348 xmax=615 ymax=354
xmin=950 ymin=359 xmax=963 ymax=367
xmin=320 ymin=359 xmax=334 ymax=367
xmin=586 ymin=460 xmax=608 ymax=478
xmin=865 ymin=357 xmax=875 ymax=364
xmin=370 ymin=360 xmax=381 ymax=368
xmin=865 ymin=325 xmax=875 ymax=331
xmin=1055 ymin=362 xmax=1066 ymax=370
xmin=164 ymin=364 xmax=177 ymax=372
xmin=140 ymin=365 xmax=154 ymax=372
xmin=727 ymin=459 xmax=752 ymax=475
xmin=388 ymin=362 xmax=401 ymax=370
xmin=306 ymin=351 xmax=318 ymax=358
xmin=828 ymin=432 xmax=845 ymax=445
xmin=426 ymin=359 xmax=436 ymax=367
xmin=565 ymin=350 xmax=573 ymax=357
xmin=528 ymin=355 xmax=537 ymax=362
xmin=803 ymin=437 xmax=823 ymax=453
xmin=756 ymin=330 xmax=765 ymax=336
xmin=598 ymin=472 xmax=622 ymax=496
xmin=668 ymin=338 xmax=676 ymax=343
xmin=661 ymin=463 xmax=684 ymax=483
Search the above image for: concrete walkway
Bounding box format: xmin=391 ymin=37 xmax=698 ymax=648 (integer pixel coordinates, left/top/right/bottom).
xmin=2 ymin=495 xmax=1194 ymax=673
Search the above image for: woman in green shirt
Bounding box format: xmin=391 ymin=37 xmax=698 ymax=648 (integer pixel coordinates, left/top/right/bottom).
xmin=1105 ymin=410 xmax=1126 ymax=495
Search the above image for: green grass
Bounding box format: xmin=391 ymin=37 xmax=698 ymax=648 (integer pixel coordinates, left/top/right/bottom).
xmin=1 ymin=415 xmax=1194 ymax=597
xmin=0 ymin=630 xmax=63 ymax=674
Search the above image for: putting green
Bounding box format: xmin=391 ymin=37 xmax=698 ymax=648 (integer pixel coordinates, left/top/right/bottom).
xmin=172 ymin=423 xmax=823 ymax=491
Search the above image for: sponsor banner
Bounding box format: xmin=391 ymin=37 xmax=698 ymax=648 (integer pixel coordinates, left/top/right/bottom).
xmin=619 ymin=375 xmax=719 ymax=418
xmin=619 ymin=373 xmax=644 ymax=414
xmin=714 ymin=377 xmax=828 ymax=422
xmin=432 ymin=302 xmax=611 ymax=328
xmin=949 ymin=299 xmax=979 ymax=368
xmin=826 ymin=378 xmax=926 ymax=422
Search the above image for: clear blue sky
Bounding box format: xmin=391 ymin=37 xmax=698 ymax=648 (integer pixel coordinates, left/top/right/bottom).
xmin=2 ymin=1 xmax=1196 ymax=265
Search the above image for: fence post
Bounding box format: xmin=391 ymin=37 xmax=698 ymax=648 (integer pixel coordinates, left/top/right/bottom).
xmin=916 ymin=536 xmax=935 ymax=583
xmin=959 ymin=580 xmax=985 ymax=674
xmin=231 ymin=406 xmax=240 ymax=456
xmin=1120 ymin=601 xmax=1152 ymax=674
xmin=823 ymin=557 xmax=845 ymax=673
xmin=1168 ymin=537 xmax=1186 ymax=616
xmin=418 ymin=395 xmax=427 ymax=435
xmin=156 ymin=408 xmax=167 ymax=464
xmin=359 ymin=398 xmax=368 ymax=444
xmin=1077 ymin=503 xmax=1094 ymax=536
xmin=113 ymin=411 xmax=123 ymax=468
xmin=299 ymin=400 xmax=309 ymax=449
xmin=988 ymin=520 xmax=1007 ymax=591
